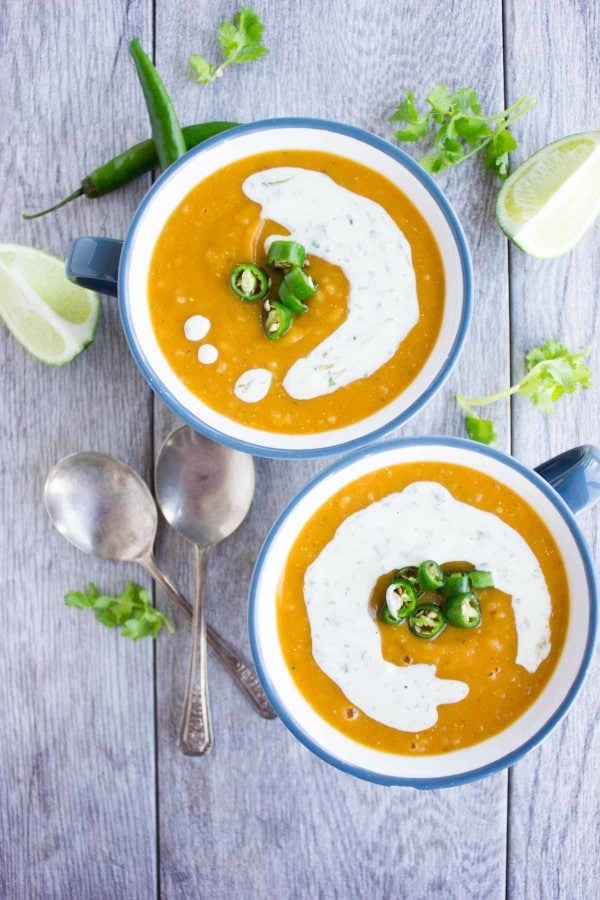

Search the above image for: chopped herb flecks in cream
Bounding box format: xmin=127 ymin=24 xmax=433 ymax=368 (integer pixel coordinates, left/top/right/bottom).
xmin=304 ymin=481 xmax=552 ymax=732
xmin=243 ymin=167 xmax=419 ymax=400
xmin=234 ymin=367 xmax=273 ymax=403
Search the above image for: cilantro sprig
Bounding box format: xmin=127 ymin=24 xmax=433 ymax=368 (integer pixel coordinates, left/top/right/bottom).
xmin=390 ymin=84 xmax=535 ymax=179
xmin=189 ymin=6 xmax=267 ymax=85
xmin=456 ymin=340 xmax=593 ymax=444
xmin=65 ymin=581 xmax=174 ymax=641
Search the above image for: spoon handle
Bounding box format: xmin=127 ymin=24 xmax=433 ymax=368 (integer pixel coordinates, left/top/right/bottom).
xmin=141 ymin=554 xmax=276 ymax=719
xmin=179 ymin=546 xmax=213 ymax=755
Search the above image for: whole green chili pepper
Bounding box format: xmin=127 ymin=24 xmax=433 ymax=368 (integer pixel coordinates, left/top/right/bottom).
xmin=22 ymin=122 xmax=238 ymax=219
xmin=129 ymin=37 xmax=186 ymax=171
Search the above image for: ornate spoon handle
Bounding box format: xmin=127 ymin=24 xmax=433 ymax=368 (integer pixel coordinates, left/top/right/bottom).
xmin=140 ymin=554 xmax=276 ymax=719
xmin=179 ymin=547 xmax=213 ymax=755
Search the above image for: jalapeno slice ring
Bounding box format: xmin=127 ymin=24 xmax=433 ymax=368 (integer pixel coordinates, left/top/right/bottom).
xmin=440 ymin=572 xmax=470 ymax=598
xmin=229 ymin=263 xmax=270 ymax=301
xmin=408 ymin=604 xmax=447 ymax=640
xmin=418 ymin=559 xmax=446 ymax=591
xmin=394 ymin=566 xmax=424 ymax=599
xmin=278 ymin=279 xmax=308 ymax=314
xmin=384 ymin=577 xmax=417 ymax=621
xmin=443 ymin=592 xmax=481 ymax=629
xmin=266 ymin=239 xmax=306 ymax=271
xmin=263 ymin=299 xmax=293 ymax=340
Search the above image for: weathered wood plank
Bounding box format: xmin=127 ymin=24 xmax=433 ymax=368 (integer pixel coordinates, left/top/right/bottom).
xmin=0 ymin=1 xmax=157 ymax=897
xmin=504 ymin=2 xmax=600 ymax=898
xmin=154 ymin=1 xmax=509 ymax=897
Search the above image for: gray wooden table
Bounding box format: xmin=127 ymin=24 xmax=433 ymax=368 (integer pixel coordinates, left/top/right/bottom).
xmin=1 ymin=1 xmax=599 ymax=897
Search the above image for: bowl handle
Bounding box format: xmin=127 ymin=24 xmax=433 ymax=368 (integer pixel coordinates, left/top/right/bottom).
xmin=535 ymin=445 xmax=600 ymax=515
xmin=65 ymin=237 xmax=122 ymax=297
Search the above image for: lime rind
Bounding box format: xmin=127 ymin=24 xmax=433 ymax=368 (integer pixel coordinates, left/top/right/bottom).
xmin=496 ymin=132 xmax=600 ymax=259
xmin=0 ymin=244 xmax=100 ymax=365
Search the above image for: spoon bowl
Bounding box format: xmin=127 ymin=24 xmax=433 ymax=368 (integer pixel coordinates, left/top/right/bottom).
xmin=45 ymin=451 xmax=156 ymax=561
xmin=155 ymin=426 xmax=255 ymax=548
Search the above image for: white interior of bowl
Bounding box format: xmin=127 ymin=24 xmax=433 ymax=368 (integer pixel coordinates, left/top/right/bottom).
xmin=250 ymin=441 xmax=591 ymax=781
xmin=123 ymin=124 xmax=468 ymax=454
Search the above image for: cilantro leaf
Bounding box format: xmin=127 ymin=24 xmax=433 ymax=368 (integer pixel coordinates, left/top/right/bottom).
xmin=425 ymin=83 xmax=453 ymax=116
xmin=189 ymin=6 xmax=267 ymax=85
xmin=189 ymin=54 xmax=216 ymax=84
xmin=451 ymin=87 xmax=482 ymax=116
xmin=390 ymin=91 xmax=429 ymax=141
xmin=484 ymin=128 xmax=518 ymax=179
xmin=64 ymin=581 xmax=175 ymax=641
xmin=455 ymin=341 xmax=592 ymax=443
xmin=465 ymin=416 xmax=498 ymax=445
xmin=520 ymin=341 xmax=593 ymax=412
xmin=390 ymin=84 xmax=534 ymax=180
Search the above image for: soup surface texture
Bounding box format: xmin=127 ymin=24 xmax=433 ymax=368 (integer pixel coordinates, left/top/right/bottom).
xmin=148 ymin=150 xmax=444 ymax=434
xmin=277 ymin=462 xmax=568 ymax=754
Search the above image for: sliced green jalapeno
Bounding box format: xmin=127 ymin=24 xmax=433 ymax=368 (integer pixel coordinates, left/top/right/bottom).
xmin=283 ymin=267 xmax=317 ymax=299
xmin=379 ymin=604 xmax=404 ymax=626
xmin=440 ymin=572 xmax=470 ymax=598
xmin=443 ymin=592 xmax=481 ymax=628
xmin=278 ymin=280 xmax=308 ymax=314
xmin=229 ymin=263 xmax=270 ymax=301
xmin=384 ymin=578 xmax=417 ymax=621
xmin=408 ymin=604 xmax=446 ymax=640
xmin=266 ymin=239 xmax=306 ymax=271
xmin=418 ymin=560 xmax=445 ymax=591
xmin=263 ymin=299 xmax=292 ymax=340
xmin=469 ymin=569 xmax=495 ymax=589
xmin=395 ymin=566 xmax=424 ymax=599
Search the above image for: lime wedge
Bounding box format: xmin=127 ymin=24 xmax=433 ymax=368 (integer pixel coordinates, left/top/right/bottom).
xmin=496 ymin=132 xmax=600 ymax=258
xmin=0 ymin=244 xmax=100 ymax=364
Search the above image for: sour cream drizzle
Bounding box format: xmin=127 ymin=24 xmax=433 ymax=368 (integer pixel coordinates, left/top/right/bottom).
xmin=304 ymin=481 xmax=552 ymax=732
xmin=242 ymin=167 xmax=419 ymax=400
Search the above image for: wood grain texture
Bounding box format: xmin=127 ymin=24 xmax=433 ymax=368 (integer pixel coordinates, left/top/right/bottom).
xmin=2 ymin=0 xmax=599 ymax=897
xmin=504 ymin=2 xmax=600 ymax=898
xmin=0 ymin=1 xmax=157 ymax=897
xmin=154 ymin=2 xmax=508 ymax=898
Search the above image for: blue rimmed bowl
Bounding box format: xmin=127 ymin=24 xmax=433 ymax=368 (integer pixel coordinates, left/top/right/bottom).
xmin=249 ymin=438 xmax=600 ymax=787
xmin=67 ymin=118 xmax=472 ymax=459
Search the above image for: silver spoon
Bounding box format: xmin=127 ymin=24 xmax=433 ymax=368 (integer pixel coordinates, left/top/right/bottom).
xmin=44 ymin=451 xmax=275 ymax=721
xmin=155 ymin=426 xmax=257 ymax=755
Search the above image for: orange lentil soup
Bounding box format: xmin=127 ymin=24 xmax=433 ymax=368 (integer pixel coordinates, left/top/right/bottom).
xmin=148 ymin=150 xmax=444 ymax=434
xmin=277 ymin=462 xmax=568 ymax=754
